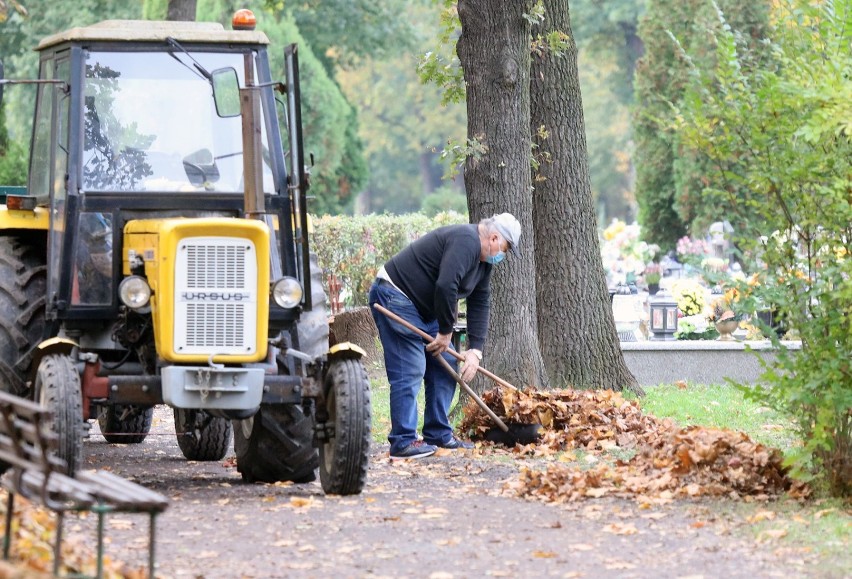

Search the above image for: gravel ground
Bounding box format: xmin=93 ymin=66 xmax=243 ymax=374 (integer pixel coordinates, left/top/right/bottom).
xmin=66 ymin=406 xmax=842 ymax=579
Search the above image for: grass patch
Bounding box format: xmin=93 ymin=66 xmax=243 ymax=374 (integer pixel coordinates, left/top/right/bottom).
xmin=369 ymin=373 xmax=462 ymax=444
xmin=636 ymin=382 xmax=798 ymax=450
xmin=369 ymin=377 xmax=392 ymax=444
xmin=719 ymin=498 xmax=851 ymax=577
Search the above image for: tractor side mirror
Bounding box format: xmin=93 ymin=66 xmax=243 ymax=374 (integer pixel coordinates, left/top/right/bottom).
xmin=211 ymin=67 xmax=240 ymax=118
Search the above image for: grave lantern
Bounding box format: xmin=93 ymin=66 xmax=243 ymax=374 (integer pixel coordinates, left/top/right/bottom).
xmin=649 ymin=289 xmax=679 ymax=341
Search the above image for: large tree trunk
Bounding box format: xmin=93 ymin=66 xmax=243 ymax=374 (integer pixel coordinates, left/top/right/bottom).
xmin=457 ymin=0 xmax=547 ymax=390
xmin=530 ymin=1 xmax=641 ymax=394
xmin=167 ymin=0 xmax=197 ymax=21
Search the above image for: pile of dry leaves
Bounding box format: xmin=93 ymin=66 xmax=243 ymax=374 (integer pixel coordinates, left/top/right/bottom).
xmin=459 ymin=387 xmax=802 ymax=502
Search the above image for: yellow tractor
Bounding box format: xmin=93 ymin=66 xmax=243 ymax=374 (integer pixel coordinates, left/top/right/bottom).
xmin=0 ymin=10 xmax=371 ymax=494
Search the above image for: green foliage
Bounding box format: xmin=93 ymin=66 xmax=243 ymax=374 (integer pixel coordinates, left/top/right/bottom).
xmin=310 ymin=211 xmax=467 ymax=307
xmin=437 ymin=136 xmax=486 ymax=180
xmin=0 ymin=140 xmax=28 ymax=186
xmin=673 ymin=322 xmax=718 ymax=341
xmin=633 ymin=0 xmax=770 ymax=251
xmin=0 ymin=101 xmax=27 ymax=185
xmin=281 ymin=0 xmax=416 ymax=73
xmin=570 ymin=0 xmax=645 ymax=104
xmin=417 ymin=49 xmax=466 ymax=106
xmin=142 ymin=0 xmax=167 ymax=20
xmin=416 ymin=0 xmax=464 ymax=106
xmin=420 ymin=185 xmax=467 ymax=217
xmin=675 ymin=0 xmax=852 ymax=496
xmin=338 ymin=0 xmax=466 ymax=214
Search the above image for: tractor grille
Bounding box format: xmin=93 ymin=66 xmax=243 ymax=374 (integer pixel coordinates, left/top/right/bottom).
xmin=174 ymin=237 xmax=258 ymax=356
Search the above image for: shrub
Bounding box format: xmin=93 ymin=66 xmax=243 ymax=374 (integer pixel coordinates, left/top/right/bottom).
xmin=310 ymin=212 xmax=467 ymax=308
xmin=674 ymin=0 xmax=852 ymax=495
xmin=420 ymin=185 xmax=468 ymax=218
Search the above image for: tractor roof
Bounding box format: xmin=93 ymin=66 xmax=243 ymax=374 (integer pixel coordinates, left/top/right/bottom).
xmin=37 ymin=19 xmax=269 ymax=51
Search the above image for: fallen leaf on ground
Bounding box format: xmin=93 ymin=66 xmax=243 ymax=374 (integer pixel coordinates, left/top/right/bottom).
xmin=758 ymin=528 xmax=788 ymax=541
xmin=602 ymin=523 xmax=638 ymax=535
xmin=747 ymin=510 xmax=777 ymax=524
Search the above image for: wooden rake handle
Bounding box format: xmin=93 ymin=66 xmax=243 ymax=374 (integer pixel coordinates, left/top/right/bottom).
xmin=432 ymin=353 xmax=509 ymax=432
xmin=371 ymin=303 xmax=509 ymax=433
xmin=371 ymin=303 xmax=519 ymax=392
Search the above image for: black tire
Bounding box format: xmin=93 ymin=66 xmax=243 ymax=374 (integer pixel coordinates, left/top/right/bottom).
xmin=296 ymin=252 xmax=329 ymax=359
xmin=175 ymin=408 xmax=232 ymax=461
xmin=34 ymin=354 xmax=83 ymax=475
xmin=233 ymin=403 xmax=318 ymax=483
xmin=0 ymin=236 xmax=46 ymax=396
xmin=97 ymin=405 xmax=153 ymax=444
xmin=319 ymin=358 xmax=371 ymax=495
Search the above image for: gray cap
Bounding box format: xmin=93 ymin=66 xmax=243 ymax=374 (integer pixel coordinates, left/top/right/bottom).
xmin=491 ymin=213 xmax=521 ymax=256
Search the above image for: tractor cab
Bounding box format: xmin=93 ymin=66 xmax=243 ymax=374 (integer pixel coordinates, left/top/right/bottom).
xmin=0 ymin=13 xmax=371 ymax=495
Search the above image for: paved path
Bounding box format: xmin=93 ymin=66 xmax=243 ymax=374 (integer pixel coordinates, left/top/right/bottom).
xmin=80 ymin=407 xmax=822 ymax=579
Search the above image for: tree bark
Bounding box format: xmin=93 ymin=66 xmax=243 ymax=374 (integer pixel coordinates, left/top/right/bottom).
xmin=530 ymin=1 xmax=641 ymax=394
xmin=328 ymin=307 xmax=382 ymax=367
xmin=167 ymin=0 xmax=197 ymax=21
xmin=457 ymin=0 xmax=547 ymax=390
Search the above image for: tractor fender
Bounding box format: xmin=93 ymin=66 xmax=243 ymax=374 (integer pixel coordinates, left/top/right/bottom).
xmin=327 ymin=342 xmax=365 ymax=361
xmin=30 ymin=337 xmax=78 ymax=378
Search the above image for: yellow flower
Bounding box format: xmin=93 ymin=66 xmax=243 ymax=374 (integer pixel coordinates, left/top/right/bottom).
xmin=602 ymin=219 xmax=626 ymax=241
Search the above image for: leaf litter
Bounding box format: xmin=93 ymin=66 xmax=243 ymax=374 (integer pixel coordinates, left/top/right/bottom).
xmin=458 ymin=386 xmax=807 ymax=503
xmin=0 ymin=491 xmax=145 ymax=578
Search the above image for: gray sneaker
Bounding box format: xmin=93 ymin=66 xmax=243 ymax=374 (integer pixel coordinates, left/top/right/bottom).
xmin=390 ymin=440 xmax=437 ymax=459
xmin=431 ymin=436 xmax=474 ymax=450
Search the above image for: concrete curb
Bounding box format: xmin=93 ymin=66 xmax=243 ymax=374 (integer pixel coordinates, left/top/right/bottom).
xmin=621 ymin=340 xmax=801 ymax=386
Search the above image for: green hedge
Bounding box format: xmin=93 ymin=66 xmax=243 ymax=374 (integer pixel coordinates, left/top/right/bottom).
xmin=310 ymin=212 xmax=468 ymax=308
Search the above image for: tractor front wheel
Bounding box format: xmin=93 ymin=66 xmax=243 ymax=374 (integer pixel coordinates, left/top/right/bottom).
xmin=318 ymin=357 xmax=371 ymax=495
xmin=34 ymin=354 xmax=84 ymax=474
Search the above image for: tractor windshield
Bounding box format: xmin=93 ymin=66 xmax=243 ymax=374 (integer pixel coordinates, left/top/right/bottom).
xmin=81 ymin=50 xmax=274 ymax=194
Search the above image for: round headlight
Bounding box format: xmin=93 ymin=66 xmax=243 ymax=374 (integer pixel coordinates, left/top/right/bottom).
xmin=118 ymin=276 xmax=151 ymax=309
xmin=272 ymin=277 xmax=303 ymax=309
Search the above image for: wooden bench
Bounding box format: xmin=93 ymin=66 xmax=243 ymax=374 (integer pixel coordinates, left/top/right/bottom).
xmin=0 ymin=390 xmax=168 ymax=578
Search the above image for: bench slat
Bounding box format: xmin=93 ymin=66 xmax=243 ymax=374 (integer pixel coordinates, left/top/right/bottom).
xmin=0 ymin=391 xmax=49 ymax=417
xmin=15 ymin=470 xmax=96 ymax=507
xmin=75 ymin=471 xmax=169 ymax=512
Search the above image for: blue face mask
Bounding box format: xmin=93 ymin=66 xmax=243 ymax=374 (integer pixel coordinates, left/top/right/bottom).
xmin=486 ymin=251 xmax=505 ymax=265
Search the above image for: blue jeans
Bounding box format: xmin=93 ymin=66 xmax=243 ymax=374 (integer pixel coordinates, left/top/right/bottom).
xmin=369 ymin=279 xmax=459 ymax=454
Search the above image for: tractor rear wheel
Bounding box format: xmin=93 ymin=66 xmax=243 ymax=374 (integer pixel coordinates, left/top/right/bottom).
xmin=34 ymin=354 xmax=83 ymax=474
xmin=233 ymin=403 xmax=318 ymax=483
xmin=318 ymin=358 xmax=371 ymax=495
xmin=175 ymin=408 xmax=232 ymax=461
xmin=98 ymin=405 xmax=153 ymax=444
xmin=0 ymin=235 xmax=46 ymax=396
